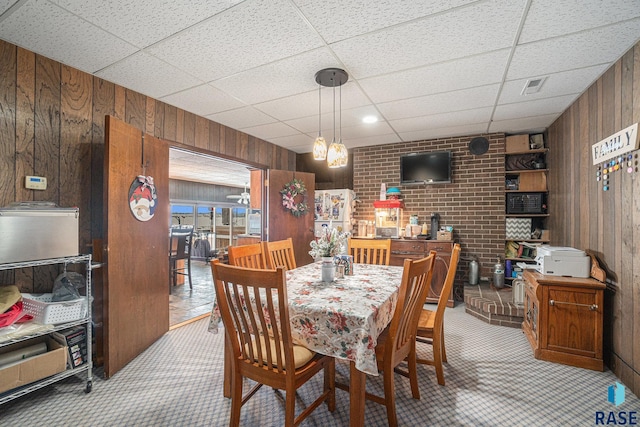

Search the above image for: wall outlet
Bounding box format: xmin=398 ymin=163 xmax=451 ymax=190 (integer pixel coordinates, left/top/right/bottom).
xmin=25 ymin=175 xmax=47 ymax=190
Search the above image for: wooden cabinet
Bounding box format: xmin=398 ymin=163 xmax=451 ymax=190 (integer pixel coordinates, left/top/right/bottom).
xmin=390 ymin=240 xmax=454 ymax=307
xmin=522 ymin=270 xmax=605 ymax=371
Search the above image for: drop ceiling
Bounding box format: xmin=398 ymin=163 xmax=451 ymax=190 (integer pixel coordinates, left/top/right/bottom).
xmin=169 ymin=148 xmax=252 ymax=189
xmin=1 ymin=0 xmax=639 ymax=169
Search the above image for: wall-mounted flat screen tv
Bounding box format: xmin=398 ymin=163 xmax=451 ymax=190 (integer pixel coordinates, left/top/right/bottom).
xmin=400 ymin=151 xmax=452 ymax=185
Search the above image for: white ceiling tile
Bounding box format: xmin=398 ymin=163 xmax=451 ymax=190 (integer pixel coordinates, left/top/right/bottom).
xmin=210 ymin=48 xmax=338 ymax=105
xmin=161 ymin=84 xmax=245 ymax=117
xmin=206 ymin=107 xmax=277 ymax=131
xmin=493 ymin=94 xmax=577 ymax=121
xmin=498 ymin=64 xmax=609 ymax=104
xmin=256 ymin=90 xmax=325 ymax=123
xmin=285 ymin=103 xmax=384 ymax=135
xmin=340 ymin=121 xmax=395 ymax=140
xmin=146 ymin=0 xmax=324 ymax=82
xmin=489 ymin=114 xmax=559 ymax=134
xmin=346 ymin=133 xmax=402 ymax=150
xmin=285 ymin=114 xmax=330 ymax=135
xmin=520 ymin=0 xmax=640 ymax=44
xmin=293 ymin=0 xmax=477 ymax=44
xmin=49 ymin=0 xmax=241 ymax=48
xmin=331 ymin=0 xmax=526 ymax=78
xmin=0 ymin=0 xmax=138 ymax=73
xmin=391 ymin=108 xmax=493 ymax=133
xmin=241 ymin=121 xmax=300 ymax=140
xmin=0 ymin=0 xmax=16 ymax=15
xmin=507 ymin=19 xmax=640 ymax=79
xmin=96 ymin=51 xmax=202 ymax=99
xmin=378 ymin=85 xmax=500 ymax=120
xmin=338 ymin=105 xmax=386 ymax=128
xmin=254 ymin=82 xmax=371 ymax=123
xmin=399 ymin=123 xmax=488 ymax=142
xmin=269 ymin=134 xmax=313 ymax=151
xmin=360 ymin=49 xmax=510 ymax=103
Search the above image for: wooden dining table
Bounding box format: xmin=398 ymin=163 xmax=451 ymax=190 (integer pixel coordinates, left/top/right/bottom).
xmin=208 ymin=261 xmax=404 ymax=427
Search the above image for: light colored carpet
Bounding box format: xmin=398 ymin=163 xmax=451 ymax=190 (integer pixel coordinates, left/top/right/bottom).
xmin=0 ymin=304 xmax=637 ymax=426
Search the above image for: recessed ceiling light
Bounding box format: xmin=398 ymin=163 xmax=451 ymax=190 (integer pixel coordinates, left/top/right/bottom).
xmin=362 ymin=115 xmax=378 ymax=124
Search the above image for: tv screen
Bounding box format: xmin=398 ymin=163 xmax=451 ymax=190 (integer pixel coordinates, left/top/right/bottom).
xmin=400 ymin=151 xmax=452 ymax=185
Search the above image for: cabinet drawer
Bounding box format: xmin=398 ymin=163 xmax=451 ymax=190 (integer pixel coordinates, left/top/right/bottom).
xmin=425 ymin=241 xmax=453 ymax=254
xmin=391 ymin=240 xmax=427 ymax=254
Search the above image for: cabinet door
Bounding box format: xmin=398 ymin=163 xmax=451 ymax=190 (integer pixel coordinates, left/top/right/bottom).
xmin=524 ymin=283 xmax=538 ymax=342
xmin=543 ymin=286 xmax=601 ymax=358
xmin=426 ymin=253 xmax=450 ymax=303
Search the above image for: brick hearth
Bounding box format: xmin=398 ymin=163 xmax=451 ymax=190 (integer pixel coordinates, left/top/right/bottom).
xmin=464 ymin=284 xmax=524 ymax=328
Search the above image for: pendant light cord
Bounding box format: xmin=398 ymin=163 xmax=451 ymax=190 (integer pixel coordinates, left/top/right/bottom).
xmin=332 ymin=72 xmax=336 ymax=143
xmin=318 ymin=83 xmax=322 ymax=137
xmin=339 ymin=81 xmax=342 ymax=143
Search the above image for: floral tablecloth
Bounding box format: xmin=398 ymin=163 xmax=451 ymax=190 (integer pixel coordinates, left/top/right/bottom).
xmin=209 ymin=262 xmax=404 ymax=376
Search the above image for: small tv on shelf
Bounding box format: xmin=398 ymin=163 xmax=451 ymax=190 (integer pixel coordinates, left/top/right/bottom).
xmin=400 ymin=151 xmax=452 ymax=185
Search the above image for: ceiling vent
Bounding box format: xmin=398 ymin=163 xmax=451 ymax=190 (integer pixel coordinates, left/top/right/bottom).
xmin=521 ymin=77 xmax=547 ymax=95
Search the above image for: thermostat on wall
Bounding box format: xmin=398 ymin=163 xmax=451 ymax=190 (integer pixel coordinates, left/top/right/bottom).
xmin=25 ymin=175 xmax=47 ymax=190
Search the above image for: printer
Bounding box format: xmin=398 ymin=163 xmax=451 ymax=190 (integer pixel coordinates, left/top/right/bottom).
xmin=534 ymin=246 xmax=591 ymax=278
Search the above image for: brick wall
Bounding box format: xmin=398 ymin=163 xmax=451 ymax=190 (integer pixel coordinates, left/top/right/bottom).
xmin=352 ymin=133 xmax=506 ymax=300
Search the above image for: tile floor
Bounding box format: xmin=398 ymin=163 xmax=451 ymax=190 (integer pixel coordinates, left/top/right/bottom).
xmin=169 ymin=259 xmax=214 ymax=327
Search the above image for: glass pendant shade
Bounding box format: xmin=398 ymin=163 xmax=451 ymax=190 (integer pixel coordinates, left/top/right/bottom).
xmin=313 ymin=136 xmax=327 ymax=160
xmin=327 ymin=139 xmax=342 ymax=168
xmin=336 ymin=140 xmax=348 ymax=167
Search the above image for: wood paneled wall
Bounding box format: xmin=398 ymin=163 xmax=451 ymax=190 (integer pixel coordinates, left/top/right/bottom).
xmin=547 ymin=41 xmax=640 ymax=396
xmin=296 ymin=152 xmax=354 ymax=190
xmin=0 ymin=39 xmax=296 ymax=291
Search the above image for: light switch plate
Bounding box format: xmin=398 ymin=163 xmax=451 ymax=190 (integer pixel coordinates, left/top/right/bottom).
xmin=25 ymin=175 xmax=47 ymax=190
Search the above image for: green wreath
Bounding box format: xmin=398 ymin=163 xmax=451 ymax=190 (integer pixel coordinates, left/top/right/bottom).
xmin=280 ymin=178 xmax=309 ymax=217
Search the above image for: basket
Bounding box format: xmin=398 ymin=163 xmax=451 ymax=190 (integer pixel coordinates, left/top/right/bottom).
xmin=506 ymin=193 xmax=544 ymax=214
xmin=22 ymin=293 xmax=87 ymax=324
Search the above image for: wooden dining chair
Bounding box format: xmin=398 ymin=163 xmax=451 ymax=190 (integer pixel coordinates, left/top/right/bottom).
xmin=263 ymin=238 xmax=297 ymax=270
xmin=337 ymin=254 xmax=435 ymax=427
xmin=211 ymin=260 xmax=335 ymax=427
xmin=414 ymin=243 xmax=461 ymax=386
xmin=227 ymin=243 xmax=267 ymax=269
xmin=348 ymin=238 xmax=391 ymax=265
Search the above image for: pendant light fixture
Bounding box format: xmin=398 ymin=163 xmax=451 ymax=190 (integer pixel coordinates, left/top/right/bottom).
xmin=315 ymin=68 xmax=348 ymax=168
xmin=312 ymin=82 xmax=327 ymax=160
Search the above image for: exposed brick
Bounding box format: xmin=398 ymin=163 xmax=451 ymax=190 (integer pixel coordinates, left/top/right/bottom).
xmin=353 ymin=133 xmax=506 ymax=298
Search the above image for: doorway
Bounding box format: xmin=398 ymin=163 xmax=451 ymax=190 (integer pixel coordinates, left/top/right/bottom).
xmin=168 ymin=147 xmax=259 ymax=328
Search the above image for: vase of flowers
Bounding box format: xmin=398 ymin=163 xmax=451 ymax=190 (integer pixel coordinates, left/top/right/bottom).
xmin=309 ymin=227 xmax=349 ymax=282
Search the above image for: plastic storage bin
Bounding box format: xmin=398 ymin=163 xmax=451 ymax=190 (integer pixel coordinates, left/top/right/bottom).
xmin=22 ymin=293 xmax=87 ymax=324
